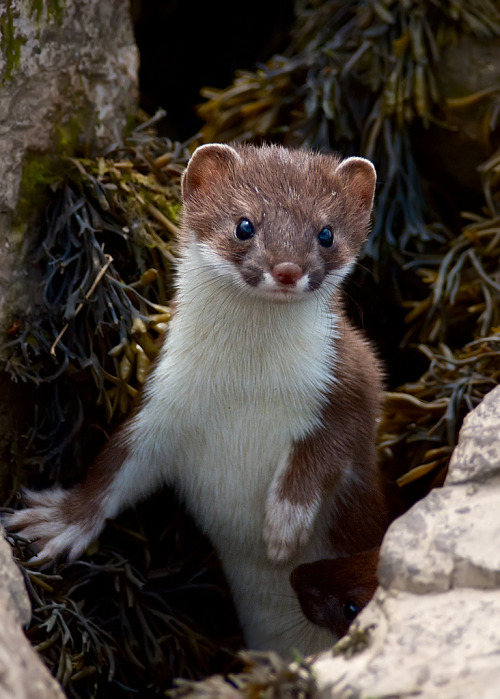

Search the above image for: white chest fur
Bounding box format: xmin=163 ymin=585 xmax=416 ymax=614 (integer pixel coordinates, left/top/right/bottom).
xmin=123 ymin=241 xmax=339 ymax=653
xmin=138 ymin=243 xmax=336 ymax=535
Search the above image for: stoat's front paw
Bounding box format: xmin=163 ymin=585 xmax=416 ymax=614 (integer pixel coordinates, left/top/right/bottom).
xmin=263 ymin=496 xmax=318 ymax=564
xmin=4 ymin=487 xmax=96 ymax=564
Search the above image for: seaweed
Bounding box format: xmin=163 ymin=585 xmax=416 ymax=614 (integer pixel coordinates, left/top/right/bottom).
xmin=2 ymin=113 xmax=186 ymax=486
xmin=379 ymin=153 xmax=500 ymax=495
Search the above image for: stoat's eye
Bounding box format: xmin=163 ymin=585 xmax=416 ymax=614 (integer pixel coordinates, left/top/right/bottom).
xmin=318 ymin=227 xmax=334 ymax=248
xmin=342 ymin=600 xmax=359 ymax=621
xmin=235 ymin=218 xmax=255 ymax=241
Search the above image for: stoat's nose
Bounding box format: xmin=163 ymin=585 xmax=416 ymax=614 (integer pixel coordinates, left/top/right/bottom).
xmin=271 ymin=262 xmax=303 ymax=286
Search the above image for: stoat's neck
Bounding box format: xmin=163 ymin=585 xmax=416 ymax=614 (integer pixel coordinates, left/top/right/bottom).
xmin=173 ymin=238 xmax=338 ymax=354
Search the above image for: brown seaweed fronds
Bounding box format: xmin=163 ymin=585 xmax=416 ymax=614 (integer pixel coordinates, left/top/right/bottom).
xmin=379 ymin=149 xmax=500 ymax=494
xmin=2 ymin=117 xmax=187 ymax=483
xmin=380 ymin=333 xmax=500 ymax=490
xmin=401 ymin=205 xmax=500 ymax=346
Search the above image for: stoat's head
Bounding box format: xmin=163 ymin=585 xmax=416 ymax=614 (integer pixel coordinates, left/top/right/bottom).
xmin=181 ymin=143 xmax=376 ymax=302
xmin=290 ymin=548 xmax=379 ymax=638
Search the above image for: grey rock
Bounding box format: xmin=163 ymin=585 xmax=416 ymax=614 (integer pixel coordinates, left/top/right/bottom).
xmin=314 ymin=588 xmax=500 ymax=698
xmin=379 ymin=480 xmax=500 ymax=594
xmin=0 ymin=1 xmax=138 ymax=694
xmin=446 ymin=385 xmax=500 ymax=486
xmin=0 ymin=531 xmax=65 ymax=697
xmin=0 ymin=527 xmax=30 ymax=626
xmin=0 ymin=0 xmax=138 ymax=496
xmin=313 ymin=385 xmax=500 ymax=698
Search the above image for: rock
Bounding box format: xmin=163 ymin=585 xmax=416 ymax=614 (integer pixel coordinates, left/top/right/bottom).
xmin=312 ymin=384 xmax=500 ymax=698
xmin=314 ymin=588 xmax=500 ymax=698
xmin=0 ymin=528 xmax=30 ymax=627
xmin=0 ymin=0 xmax=138 ymax=494
xmin=0 ymin=0 xmax=138 ymax=325
xmin=445 ymin=386 xmax=500 ymax=486
xmin=0 ymin=529 xmax=65 ymax=697
xmin=378 ymin=483 xmax=500 ymax=594
xmin=0 ymin=0 xmax=138 ymax=217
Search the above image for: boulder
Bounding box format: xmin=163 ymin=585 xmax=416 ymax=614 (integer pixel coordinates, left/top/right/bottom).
xmin=313 ymin=384 xmax=500 ymax=697
xmin=0 ymin=0 xmax=138 ymax=489
xmin=0 ymin=530 xmax=65 ymax=697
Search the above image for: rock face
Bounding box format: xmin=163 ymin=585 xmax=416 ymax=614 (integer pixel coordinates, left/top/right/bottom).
xmin=0 ymin=0 xmax=138 ymax=488
xmin=0 ymin=529 xmax=65 ymax=697
xmin=0 ymin=0 xmax=138 ymax=322
xmin=313 ymin=384 xmax=500 ymax=698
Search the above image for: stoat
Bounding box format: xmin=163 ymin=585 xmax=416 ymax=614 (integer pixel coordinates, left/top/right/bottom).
xmin=290 ymin=548 xmax=380 ymax=638
xmin=6 ymin=143 xmax=386 ymax=657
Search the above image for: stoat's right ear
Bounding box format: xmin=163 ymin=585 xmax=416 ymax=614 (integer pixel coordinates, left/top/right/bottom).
xmin=182 ymin=143 xmax=241 ymax=201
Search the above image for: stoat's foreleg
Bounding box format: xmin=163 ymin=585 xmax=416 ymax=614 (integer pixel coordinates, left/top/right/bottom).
xmin=263 ymin=445 xmax=327 ymax=564
xmin=5 ymin=420 xmax=169 ymax=563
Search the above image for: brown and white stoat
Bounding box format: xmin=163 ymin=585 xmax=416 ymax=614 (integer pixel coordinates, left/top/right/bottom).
xmin=290 ymin=548 xmax=380 ymax=638
xmin=6 ymin=143 xmax=386 ymax=657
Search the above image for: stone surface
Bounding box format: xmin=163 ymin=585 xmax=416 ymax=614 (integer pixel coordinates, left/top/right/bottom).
xmin=0 ymin=526 xmax=30 ymax=627
xmin=445 ymin=386 xmax=500 ymax=486
xmin=0 ymin=529 xmax=65 ymax=697
xmin=378 ymin=483 xmax=500 ymax=594
xmin=0 ymin=0 xmax=138 ymax=322
xmin=0 ymin=0 xmax=138 ymax=493
xmin=312 ymin=384 xmax=500 ymax=698
xmin=0 ymin=0 xmax=138 ymax=216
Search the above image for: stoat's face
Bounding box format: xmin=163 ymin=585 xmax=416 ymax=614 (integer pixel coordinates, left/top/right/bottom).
xmin=181 ymin=144 xmax=376 ymax=302
xmin=290 ymin=549 xmax=379 ymax=638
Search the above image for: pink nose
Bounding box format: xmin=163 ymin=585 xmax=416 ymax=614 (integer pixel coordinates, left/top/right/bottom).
xmin=271 ymin=262 xmax=303 ymax=286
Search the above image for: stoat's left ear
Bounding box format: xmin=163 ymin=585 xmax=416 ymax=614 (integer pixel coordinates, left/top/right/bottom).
xmin=182 ymin=143 xmax=241 ymax=201
xmin=336 ymin=156 xmax=377 ymax=213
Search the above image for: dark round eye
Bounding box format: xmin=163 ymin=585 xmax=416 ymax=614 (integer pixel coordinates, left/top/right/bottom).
xmin=318 ymin=227 xmax=334 ymax=248
xmin=343 ymin=600 xmax=359 ymax=621
xmin=235 ymin=218 xmax=255 ymax=241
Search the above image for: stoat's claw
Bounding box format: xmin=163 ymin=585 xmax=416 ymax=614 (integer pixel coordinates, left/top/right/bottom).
xmin=3 ymin=487 xmax=96 ymax=566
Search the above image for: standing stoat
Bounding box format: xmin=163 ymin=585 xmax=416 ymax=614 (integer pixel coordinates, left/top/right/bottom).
xmin=6 ymin=143 xmax=386 ymax=656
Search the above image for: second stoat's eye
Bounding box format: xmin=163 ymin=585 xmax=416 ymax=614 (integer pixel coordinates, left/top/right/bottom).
xmin=318 ymin=227 xmax=334 ymax=248
xmin=235 ymin=218 xmax=255 ymax=240
xmin=342 ymin=600 xmax=359 ymax=621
